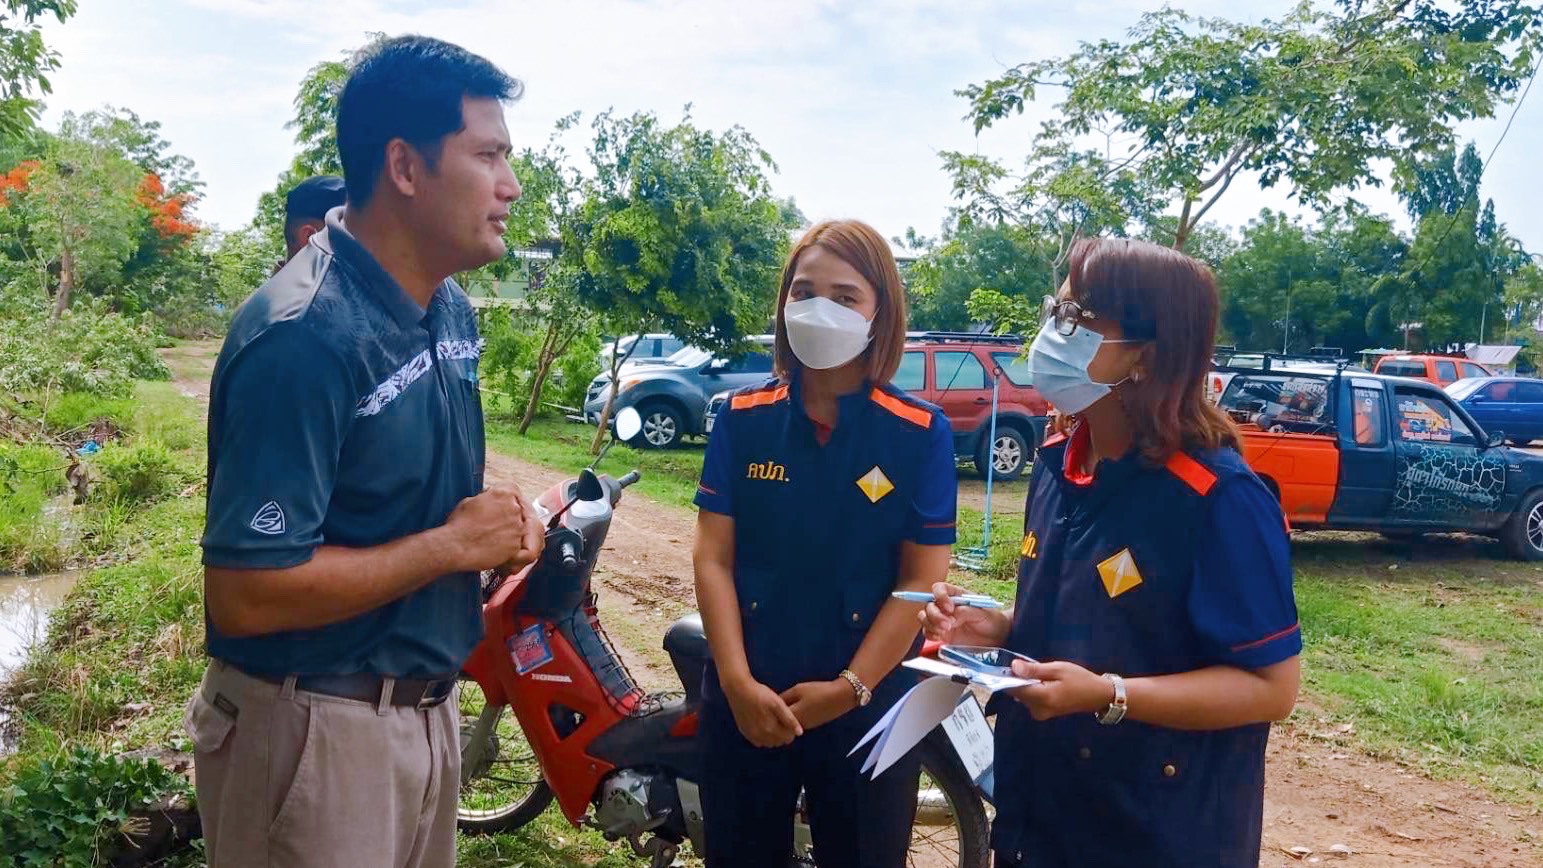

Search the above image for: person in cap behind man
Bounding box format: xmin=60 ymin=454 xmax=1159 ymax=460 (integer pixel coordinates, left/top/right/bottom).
xmin=283 ymin=174 xmax=346 ymax=261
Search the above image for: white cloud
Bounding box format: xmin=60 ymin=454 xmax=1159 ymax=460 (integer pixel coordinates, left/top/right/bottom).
xmin=30 ymin=0 xmax=1543 ymax=258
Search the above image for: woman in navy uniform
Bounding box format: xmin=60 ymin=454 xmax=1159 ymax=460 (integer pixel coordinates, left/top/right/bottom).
xmin=921 ymin=237 xmax=1301 ymax=868
xmin=693 ymin=219 xmax=958 ymax=867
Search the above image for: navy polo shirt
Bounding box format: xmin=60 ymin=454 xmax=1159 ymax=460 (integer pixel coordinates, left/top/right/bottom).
xmin=693 ymin=375 xmax=957 ymax=704
xmin=200 ymin=210 xmax=486 ymax=678
xmin=992 ymin=425 xmax=1300 ymax=868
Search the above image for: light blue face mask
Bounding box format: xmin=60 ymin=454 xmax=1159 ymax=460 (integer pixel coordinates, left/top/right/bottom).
xmin=1027 ymin=324 xmax=1141 ymax=415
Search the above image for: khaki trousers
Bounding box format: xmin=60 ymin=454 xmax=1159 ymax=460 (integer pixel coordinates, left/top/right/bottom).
xmin=184 ymin=661 xmax=460 ymax=868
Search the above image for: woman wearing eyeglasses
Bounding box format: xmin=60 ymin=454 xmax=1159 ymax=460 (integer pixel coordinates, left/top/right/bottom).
xmin=920 ymin=237 xmax=1301 ymax=868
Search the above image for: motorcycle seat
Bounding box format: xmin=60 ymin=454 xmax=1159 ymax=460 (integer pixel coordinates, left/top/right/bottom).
xmin=663 ymin=612 xmax=709 ymax=663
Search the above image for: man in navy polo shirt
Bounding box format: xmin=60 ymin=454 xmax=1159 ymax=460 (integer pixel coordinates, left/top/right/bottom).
xmin=184 ymin=37 xmax=540 ymax=868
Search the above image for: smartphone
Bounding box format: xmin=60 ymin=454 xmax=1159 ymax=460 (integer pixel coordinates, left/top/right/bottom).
xmin=939 ymin=644 xmax=1038 ymax=678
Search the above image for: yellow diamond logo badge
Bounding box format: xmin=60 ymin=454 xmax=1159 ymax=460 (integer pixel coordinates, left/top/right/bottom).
xmin=1097 ymin=548 xmax=1144 ymax=599
xmin=856 ymin=466 xmax=894 ymax=503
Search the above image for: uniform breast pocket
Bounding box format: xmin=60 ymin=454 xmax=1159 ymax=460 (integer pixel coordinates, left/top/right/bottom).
xmin=734 ymin=565 xmax=780 ymax=671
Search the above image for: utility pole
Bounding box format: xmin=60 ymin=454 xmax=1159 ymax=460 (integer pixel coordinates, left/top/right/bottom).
xmin=1282 ymin=291 xmax=1291 ymax=354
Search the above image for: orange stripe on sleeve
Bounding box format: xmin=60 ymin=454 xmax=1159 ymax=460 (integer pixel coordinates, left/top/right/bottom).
xmin=730 ymin=384 xmax=790 ymax=411
xmin=869 ymin=388 xmax=932 ymax=429
xmin=1165 ymin=451 xmax=1218 ymax=496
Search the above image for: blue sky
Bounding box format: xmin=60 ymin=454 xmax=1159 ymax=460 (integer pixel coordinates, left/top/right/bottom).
xmin=38 ymin=0 xmax=1543 ymax=254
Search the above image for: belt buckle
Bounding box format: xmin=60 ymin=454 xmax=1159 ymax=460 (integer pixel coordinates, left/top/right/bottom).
xmin=417 ymin=679 xmax=450 ymax=710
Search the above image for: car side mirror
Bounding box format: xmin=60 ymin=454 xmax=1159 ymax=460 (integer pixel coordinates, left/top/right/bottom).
xmin=1484 ymin=430 xmax=1505 ymax=449
xmin=1469 ymin=394 xmax=1488 ymax=404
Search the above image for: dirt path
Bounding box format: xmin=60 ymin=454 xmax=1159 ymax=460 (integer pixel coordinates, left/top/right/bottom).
xmin=162 ymin=341 xmax=1542 ymax=866
xmin=957 ymin=477 xmax=1030 ymax=518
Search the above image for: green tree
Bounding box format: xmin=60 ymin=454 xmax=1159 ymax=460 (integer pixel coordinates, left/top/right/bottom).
xmin=957 ymin=1 xmax=1543 ymax=250
xmin=1390 ymin=142 xmax=1528 ymax=347
xmin=901 ymin=221 xmax=1054 ymax=332
xmin=497 ymin=120 xmax=600 ymax=435
xmin=0 ymin=0 xmax=76 ymax=140
xmin=1217 ymin=206 xmax=1407 ymax=352
xmin=565 ymin=109 xmax=799 ymax=450
xmin=21 ymin=119 xmax=142 ymax=318
xmin=252 ymin=35 xmax=380 ymax=246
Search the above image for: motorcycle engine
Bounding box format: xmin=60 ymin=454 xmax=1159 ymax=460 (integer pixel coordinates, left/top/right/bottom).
xmin=593 ymin=769 xmax=679 ymax=838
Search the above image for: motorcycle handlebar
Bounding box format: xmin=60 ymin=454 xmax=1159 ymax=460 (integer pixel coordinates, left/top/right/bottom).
xmin=617 ymin=470 xmax=642 ymax=488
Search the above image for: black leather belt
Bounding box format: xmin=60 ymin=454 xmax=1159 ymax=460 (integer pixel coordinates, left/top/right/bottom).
xmin=241 ymin=667 xmax=457 ymax=709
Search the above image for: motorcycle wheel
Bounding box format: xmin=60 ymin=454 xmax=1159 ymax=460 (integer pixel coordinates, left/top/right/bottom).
xmin=455 ymin=678 xmax=555 ymax=834
xmin=791 ymin=729 xmax=992 ymax=868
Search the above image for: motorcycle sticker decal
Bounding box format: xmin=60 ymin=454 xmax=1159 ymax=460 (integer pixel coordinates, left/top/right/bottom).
xmin=510 ymin=623 xmax=555 ymax=675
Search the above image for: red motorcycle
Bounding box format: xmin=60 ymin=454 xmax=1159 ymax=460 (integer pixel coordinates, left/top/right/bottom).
xmin=454 ymin=415 xmax=991 ymax=867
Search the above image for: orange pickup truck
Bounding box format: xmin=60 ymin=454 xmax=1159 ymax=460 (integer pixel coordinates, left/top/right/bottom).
xmin=1217 ymin=368 xmax=1543 ymax=559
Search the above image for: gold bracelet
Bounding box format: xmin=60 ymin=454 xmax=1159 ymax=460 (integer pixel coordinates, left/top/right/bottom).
xmin=838 ymin=669 xmax=872 ymax=707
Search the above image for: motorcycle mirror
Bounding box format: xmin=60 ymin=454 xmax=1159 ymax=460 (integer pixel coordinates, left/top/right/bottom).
xmin=614 ymin=407 xmax=643 ymax=442
xmin=589 ymin=406 xmax=644 ymax=474
xmin=575 ymin=468 xmax=605 ymax=502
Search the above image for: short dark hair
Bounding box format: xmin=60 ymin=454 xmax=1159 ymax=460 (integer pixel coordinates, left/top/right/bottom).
xmin=336 ymin=36 xmax=523 ymax=206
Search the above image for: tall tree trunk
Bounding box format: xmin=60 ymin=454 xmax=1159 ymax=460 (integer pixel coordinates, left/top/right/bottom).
xmin=49 ymin=249 xmax=74 ymax=320
xmin=518 ymin=355 xmax=555 ymax=435
xmin=518 ymin=325 xmax=561 ymax=435
xmin=1173 ymin=197 xmax=1195 ymax=252
xmin=588 ymin=333 xmax=642 ymax=454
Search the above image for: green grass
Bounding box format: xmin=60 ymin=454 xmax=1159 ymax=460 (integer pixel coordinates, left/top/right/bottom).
xmin=485 ymin=415 xmax=706 ymax=510
xmin=459 ymin=814 xmax=641 ymax=868
xmin=0 ymin=442 xmax=71 ymax=573
xmin=1291 ymin=540 xmax=1543 ymax=807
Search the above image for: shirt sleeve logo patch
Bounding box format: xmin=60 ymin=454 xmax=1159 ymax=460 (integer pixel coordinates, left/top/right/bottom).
xmin=1097 ymin=548 xmax=1143 ymax=598
xmin=249 ymin=501 xmax=286 ymax=536
xmin=856 ymin=466 xmax=894 ymax=503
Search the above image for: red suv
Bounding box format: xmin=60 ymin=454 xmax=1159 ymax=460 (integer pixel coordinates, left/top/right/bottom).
xmin=894 ymin=333 xmax=1050 ymax=479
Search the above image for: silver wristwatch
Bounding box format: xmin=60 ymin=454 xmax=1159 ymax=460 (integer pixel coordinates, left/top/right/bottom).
xmin=1096 ymin=673 xmax=1127 ymax=725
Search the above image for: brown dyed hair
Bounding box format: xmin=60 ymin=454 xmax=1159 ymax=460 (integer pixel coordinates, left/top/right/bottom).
xmin=773 ymin=220 xmax=909 ymax=383
xmin=1065 ymin=236 xmax=1240 ymax=464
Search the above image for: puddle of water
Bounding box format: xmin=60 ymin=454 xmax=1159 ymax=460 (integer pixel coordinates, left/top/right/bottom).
xmin=0 ymin=571 xmax=78 ymax=752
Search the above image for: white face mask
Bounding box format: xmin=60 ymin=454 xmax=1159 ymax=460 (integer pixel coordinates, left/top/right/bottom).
xmin=1027 ymin=324 xmax=1139 ymax=415
xmin=783 ymin=296 xmax=873 ymax=370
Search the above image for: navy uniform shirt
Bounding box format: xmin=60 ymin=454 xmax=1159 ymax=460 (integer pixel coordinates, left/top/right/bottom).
xmin=992 ymin=424 xmax=1300 ymax=868
xmin=200 ymin=209 xmax=486 ymax=678
xmin=693 ymin=374 xmax=957 ymax=704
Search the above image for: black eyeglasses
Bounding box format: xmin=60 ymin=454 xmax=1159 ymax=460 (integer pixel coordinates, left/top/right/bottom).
xmin=1040 ymin=296 xmax=1097 ymax=337
xmin=1039 ymin=294 xmax=1158 ymax=341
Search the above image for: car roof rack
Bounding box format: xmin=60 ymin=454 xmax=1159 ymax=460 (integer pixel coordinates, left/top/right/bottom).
xmin=910 ymin=330 xmax=1023 ymax=346
xmin=1212 ymin=350 xmax=1353 ymax=374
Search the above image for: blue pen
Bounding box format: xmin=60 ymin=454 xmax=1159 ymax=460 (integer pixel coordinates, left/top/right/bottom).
xmin=890 ymin=591 xmax=1004 ymax=609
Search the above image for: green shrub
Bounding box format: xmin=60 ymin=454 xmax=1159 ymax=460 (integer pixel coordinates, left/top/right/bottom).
xmin=0 ymin=747 xmax=190 ymax=868
xmin=0 ymin=301 xmax=170 ymax=399
xmin=93 ymin=441 xmax=184 ymax=504
xmin=480 ymin=307 xmax=602 ymax=419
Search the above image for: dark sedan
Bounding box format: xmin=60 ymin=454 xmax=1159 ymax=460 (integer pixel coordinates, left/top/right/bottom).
xmin=1447 ymin=376 xmax=1543 ymax=446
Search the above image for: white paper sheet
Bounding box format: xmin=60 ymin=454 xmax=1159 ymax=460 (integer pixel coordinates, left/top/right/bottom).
xmin=849 ymin=655 xmax=1040 ymax=780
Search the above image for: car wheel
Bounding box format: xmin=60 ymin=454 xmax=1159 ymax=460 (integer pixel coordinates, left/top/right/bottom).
xmin=1502 ymin=489 xmax=1543 ymax=561
xmin=975 ymin=426 xmax=1028 ymax=481
xmin=634 ymin=401 xmax=684 ymax=450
